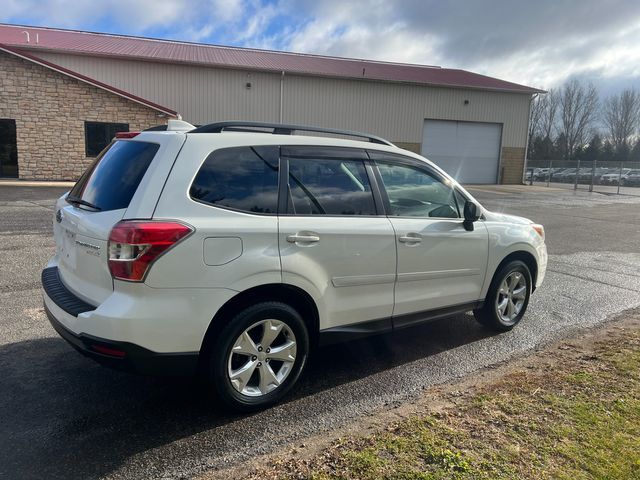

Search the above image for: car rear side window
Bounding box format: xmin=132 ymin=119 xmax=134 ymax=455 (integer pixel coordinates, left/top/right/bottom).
xmin=190 ymin=146 xmax=279 ymax=214
xmin=283 ymin=147 xmax=376 ymax=216
xmin=69 ymin=140 xmax=158 ymax=212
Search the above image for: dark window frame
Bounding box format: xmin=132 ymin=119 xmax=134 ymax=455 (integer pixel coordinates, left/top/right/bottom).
xmin=84 ymin=121 xmax=129 ymax=157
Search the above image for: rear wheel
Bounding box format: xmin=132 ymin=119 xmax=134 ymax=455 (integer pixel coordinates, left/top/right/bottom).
xmin=474 ymin=260 xmax=532 ymax=331
xmin=207 ymin=302 xmax=309 ymax=411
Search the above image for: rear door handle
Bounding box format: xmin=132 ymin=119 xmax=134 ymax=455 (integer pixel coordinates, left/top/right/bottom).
xmin=398 ymin=233 xmax=422 ymax=245
xmin=287 ymin=233 xmax=320 ymax=244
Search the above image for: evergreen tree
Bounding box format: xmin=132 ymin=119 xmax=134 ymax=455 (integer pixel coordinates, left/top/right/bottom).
xmin=601 ymin=140 xmax=615 ymax=162
xmin=614 ymin=143 xmax=631 ymax=162
xmin=631 ymin=139 xmax=640 ymax=162
xmin=583 ymin=134 xmax=602 ymax=162
xmin=554 ymin=133 xmax=568 ymax=160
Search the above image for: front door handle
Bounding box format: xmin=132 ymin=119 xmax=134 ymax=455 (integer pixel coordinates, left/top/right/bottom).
xmin=398 ymin=233 xmax=422 ymax=245
xmin=287 ymin=233 xmax=320 ymax=244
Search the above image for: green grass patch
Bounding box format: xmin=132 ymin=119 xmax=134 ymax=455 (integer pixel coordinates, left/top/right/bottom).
xmin=262 ymin=327 xmax=640 ymax=480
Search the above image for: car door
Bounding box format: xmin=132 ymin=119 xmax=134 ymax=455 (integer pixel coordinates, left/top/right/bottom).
xmin=278 ymin=146 xmax=396 ymax=331
xmin=369 ymin=151 xmax=489 ymax=324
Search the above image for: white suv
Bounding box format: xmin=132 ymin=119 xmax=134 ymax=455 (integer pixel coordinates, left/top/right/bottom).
xmin=42 ymin=121 xmax=547 ymax=411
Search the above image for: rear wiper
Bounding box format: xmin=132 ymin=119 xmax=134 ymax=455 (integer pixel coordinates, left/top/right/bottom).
xmin=66 ymin=195 xmax=102 ymax=211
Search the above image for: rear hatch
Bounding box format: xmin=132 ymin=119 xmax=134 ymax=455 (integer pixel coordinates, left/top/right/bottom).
xmin=53 ymin=139 xmax=161 ymax=306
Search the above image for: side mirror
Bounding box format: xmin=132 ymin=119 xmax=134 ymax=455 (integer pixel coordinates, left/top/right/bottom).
xmin=463 ymin=201 xmax=480 ymax=231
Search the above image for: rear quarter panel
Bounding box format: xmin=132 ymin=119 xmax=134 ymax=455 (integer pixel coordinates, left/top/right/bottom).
xmin=146 ymin=135 xmax=281 ymax=292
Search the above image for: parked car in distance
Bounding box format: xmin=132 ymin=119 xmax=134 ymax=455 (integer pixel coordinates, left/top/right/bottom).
xmin=600 ymin=168 xmax=631 ymax=185
xmin=533 ymin=168 xmax=550 ymax=181
xmin=622 ymin=171 xmax=640 ymax=186
xmin=551 ymin=168 xmax=577 ymax=182
xmin=577 ymin=167 xmax=609 ymax=184
xmin=42 ymin=120 xmax=547 ymax=411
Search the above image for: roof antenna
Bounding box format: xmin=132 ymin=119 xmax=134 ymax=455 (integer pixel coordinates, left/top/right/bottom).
xmin=22 ymin=31 xmax=30 ymax=43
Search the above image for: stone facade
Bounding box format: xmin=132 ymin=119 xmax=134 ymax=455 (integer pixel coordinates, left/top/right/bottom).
xmin=500 ymin=147 xmax=526 ymax=184
xmin=0 ymin=51 xmax=173 ymax=180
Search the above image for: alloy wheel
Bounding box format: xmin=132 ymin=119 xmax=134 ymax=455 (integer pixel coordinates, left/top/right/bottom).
xmin=227 ymin=319 xmax=297 ymax=397
xmin=495 ymin=271 xmax=527 ymax=323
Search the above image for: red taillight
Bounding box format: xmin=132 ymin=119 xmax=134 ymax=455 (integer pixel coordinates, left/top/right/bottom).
xmin=108 ymin=221 xmax=193 ymax=282
xmin=115 ymin=132 xmax=140 ymax=139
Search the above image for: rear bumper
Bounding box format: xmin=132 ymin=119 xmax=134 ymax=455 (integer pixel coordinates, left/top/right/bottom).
xmin=42 ymin=266 xmax=199 ymax=376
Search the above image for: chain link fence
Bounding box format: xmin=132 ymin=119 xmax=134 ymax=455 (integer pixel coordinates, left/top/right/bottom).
xmin=524 ymin=160 xmax=640 ymax=196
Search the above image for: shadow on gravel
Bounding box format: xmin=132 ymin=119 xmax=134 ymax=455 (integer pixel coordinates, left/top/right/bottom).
xmin=0 ymin=313 xmax=495 ymax=479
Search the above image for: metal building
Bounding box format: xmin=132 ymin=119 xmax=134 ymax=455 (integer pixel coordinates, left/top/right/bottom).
xmin=0 ymin=24 xmax=543 ymax=183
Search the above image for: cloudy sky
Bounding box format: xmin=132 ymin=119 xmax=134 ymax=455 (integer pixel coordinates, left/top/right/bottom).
xmin=2 ymin=0 xmax=640 ymax=96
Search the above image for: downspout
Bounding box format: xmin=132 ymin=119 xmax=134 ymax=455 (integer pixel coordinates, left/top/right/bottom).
xmin=279 ymin=71 xmax=285 ymax=123
xmin=522 ymin=93 xmax=538 ymax=184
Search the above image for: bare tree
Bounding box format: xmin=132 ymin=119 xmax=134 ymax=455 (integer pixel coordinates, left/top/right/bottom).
xmin=528 ymin=93 xmax=545 ymax=145
xmin=559 ymin=79 xmax=599 ymax=159
xmin=603 ymin=88 xmax=640 ymax=153
xmin=539 ymin=89 xmax=559 ymax=139
xmin=528 ymin=89 xmax=559 ymax=157
xmin=529 ymin=90 xmax=558 ymax=139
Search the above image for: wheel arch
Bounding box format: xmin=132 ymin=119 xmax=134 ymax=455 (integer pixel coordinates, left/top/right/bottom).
xmin=492 ymin=250 xmax=538 ymax=292
xmin=199 ymin=283 xmax=320 ymax=360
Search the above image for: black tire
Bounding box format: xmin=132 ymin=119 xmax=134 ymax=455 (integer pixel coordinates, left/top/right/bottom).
xmin=474 ymin=260 xmax=532 ymax=332
xmin=206 ymin=301 xmax=309 ymax=412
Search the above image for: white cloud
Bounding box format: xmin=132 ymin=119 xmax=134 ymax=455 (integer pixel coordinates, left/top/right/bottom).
xmin=1 ymin=0 xmax=639 ymax=94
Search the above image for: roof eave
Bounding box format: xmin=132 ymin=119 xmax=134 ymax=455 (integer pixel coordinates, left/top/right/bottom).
xmin=12 ymin=45 xmax=544 ymax=95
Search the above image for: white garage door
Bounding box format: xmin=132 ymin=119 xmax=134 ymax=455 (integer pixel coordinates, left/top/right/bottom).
xmin=421 ymin=120 xmax=502 ymax=184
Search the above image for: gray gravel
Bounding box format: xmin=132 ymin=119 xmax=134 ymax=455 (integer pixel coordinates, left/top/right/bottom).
xmin=1 ymin=184 xmax=639 ymax=480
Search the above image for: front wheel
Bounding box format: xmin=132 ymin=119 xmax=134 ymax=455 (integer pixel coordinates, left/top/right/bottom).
xmin=474 ymin=260 xmax=532 ymax=331
xmin=206 ymin=302 xmax=309 ymax=412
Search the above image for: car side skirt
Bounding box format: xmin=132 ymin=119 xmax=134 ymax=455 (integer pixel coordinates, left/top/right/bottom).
xmin=318 ymin=301 xmax=483 ymax=346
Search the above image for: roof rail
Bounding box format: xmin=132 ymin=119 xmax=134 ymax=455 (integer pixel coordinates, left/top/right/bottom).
xmin=189 ymin=121 xmax=395 ymax=146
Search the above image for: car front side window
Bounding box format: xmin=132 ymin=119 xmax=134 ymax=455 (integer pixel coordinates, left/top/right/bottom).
xmin=376 ymin=161 xmax=459 ymax=218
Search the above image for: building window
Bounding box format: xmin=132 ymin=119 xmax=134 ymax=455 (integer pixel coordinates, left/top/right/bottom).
xmin=0 ymin=119 xmax=18 ymax=178
xmin=84 ymin=121 xmax=129 ymax=157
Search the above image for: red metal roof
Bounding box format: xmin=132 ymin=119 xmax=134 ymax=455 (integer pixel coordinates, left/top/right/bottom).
xmin=0 ymin=24 xmax=544 ymax=94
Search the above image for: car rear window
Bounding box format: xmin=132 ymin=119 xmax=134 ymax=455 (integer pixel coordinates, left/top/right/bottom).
xmin=69 ymin=140 xmax=159 ymax=211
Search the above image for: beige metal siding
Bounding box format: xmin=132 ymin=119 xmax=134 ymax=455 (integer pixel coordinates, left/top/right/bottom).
xmin=283 ymin=74 xmax=530 ymax=147
xmin=34 ymin=52 xmax=530 ymax=148
xmin=35 ymin=52 xmax=282 ymax=124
